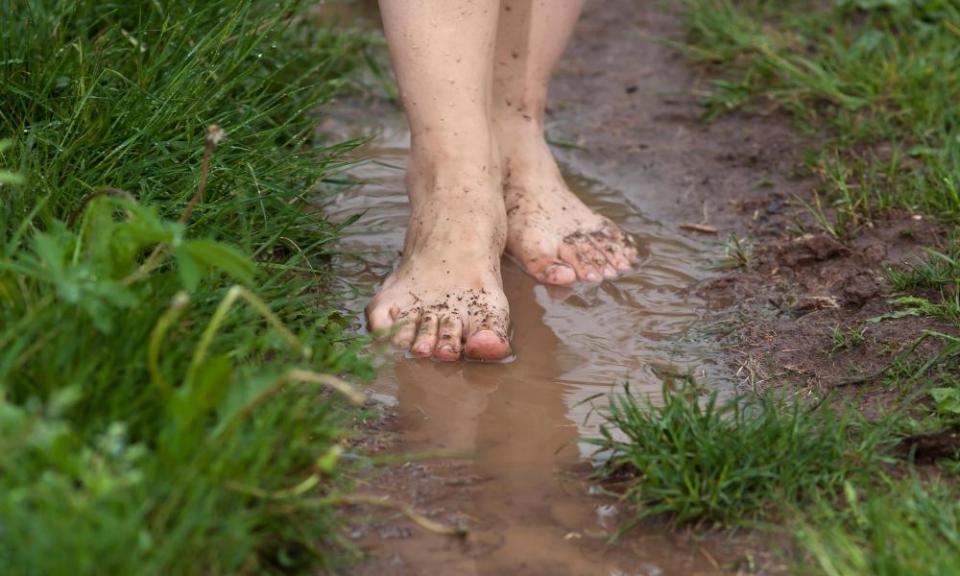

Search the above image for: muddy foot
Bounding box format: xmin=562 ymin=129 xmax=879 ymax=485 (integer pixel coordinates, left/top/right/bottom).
xmin=499 ymin=137 xmax=639 ymax=285
xmin=366 ymin=165 xmax=512 ymax=361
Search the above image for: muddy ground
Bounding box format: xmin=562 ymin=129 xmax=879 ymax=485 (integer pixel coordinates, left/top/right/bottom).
xmin=324 ymin=0 xmax=955 ymax=574
xmin=544 ymin=0 xmax=954 ymax=405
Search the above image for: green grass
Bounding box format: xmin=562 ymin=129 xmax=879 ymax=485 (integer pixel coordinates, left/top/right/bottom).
xmin=595 ymin=383 xmax=960 ymax=574
xmin=593 ymin=385 xmax=890 ymax=527
xmin=830 ymin=323 xmax=867 ymax=353
xmin=795 ymin=480 xmax=960 ymax=576
xmin=887 ymin=240 xmax=960 ymax=297
xmin=719 ymin=234 xmax=753 ymax=269
xmin=0 ymin=1 xmax=373 ymax=573
xmin=680 ymin=0 xmax=960 ymax=227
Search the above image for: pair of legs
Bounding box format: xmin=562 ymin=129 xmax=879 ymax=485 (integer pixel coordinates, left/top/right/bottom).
xmin=366 ymin=0 xmax=638 ymax=361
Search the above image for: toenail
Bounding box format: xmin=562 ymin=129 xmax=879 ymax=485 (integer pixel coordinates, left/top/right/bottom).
xmin=586 ymin=271 xmax=602 ymax=282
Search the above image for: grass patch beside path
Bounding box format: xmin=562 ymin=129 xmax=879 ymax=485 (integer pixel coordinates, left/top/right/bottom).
xmin=681 ymin=0 xmax=960 ymax=227
xmin=0 ymin=1 xmax=372 ymax=573
xmin=594 ymin=385 xmax=889 ymax=527
xmin=796 ymin=481 xmax=960 ymax=576
xmin=594 ymin=384 xmax=960 ymax=573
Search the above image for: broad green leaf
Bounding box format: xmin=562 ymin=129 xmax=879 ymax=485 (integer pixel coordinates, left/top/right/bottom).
xmin=930 ymin=388 xmax=960 ymax=416
xmin=174 ymin=249 xmax=205 ymax=292
xmin=180 ymin=239 xmax=256 ymax=286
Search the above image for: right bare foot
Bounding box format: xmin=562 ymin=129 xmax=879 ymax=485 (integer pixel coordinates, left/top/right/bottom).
xmin=366 ymin=161 xmax=512 ymax=362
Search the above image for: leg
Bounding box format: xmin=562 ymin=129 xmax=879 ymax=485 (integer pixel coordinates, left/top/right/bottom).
xmin=493 ymin=0 xmax=638 ymax=285
xmin=367 ymin=0 xmax=511 ymax=361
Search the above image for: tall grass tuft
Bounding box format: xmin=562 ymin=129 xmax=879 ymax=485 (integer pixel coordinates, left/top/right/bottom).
xmin=0 ymin=0 xmax=372 ymax=573
xmin=593 ymin=385 xmax=889 ymax=527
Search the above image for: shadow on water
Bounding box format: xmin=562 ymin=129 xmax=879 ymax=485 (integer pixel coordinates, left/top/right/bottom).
xmin=317 ymin=99 xmax=729 ymax=574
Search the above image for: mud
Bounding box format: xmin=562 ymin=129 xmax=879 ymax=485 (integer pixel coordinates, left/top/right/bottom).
xmin=539 ymin=0 xmax=955 ymax=408
xmin=312 ymin=0 xmax=954 ymax=574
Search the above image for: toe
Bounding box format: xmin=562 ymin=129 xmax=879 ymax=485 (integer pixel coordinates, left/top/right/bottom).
xmin=541 ymin=262 xmax=577 ymax=285
xmin=465 ymin=306 xmax=511 ymax=360
xmin=604 ymin=242 xmax=632 ymax=271
xmin=366 ymin=301 xmax=395 ymax=333
xmin=434 ymin=314 xmax=463 ymax=361
xmin=587 ymin=236 xmax=624 ymax=278
xmin=411 ymin=312 xmax=439 ymax=357
xmin=391 ymin=308 xmax=420 ymax=349
xmin=611 ymin=248 xmax=633 ymax=271
xmin=578 ymin=241 xmax=610 ymax=282
xmin=598 ymin=218 xmax=640 ymax=264
xmin=558 ymin=239 xmax=602 ymax=283
xmin=513 ymin=237 xmax=577 ymax=285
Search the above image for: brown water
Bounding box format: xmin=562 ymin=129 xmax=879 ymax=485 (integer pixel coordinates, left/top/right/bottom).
xmin=318 ymin=102 xmax=729 ymax=574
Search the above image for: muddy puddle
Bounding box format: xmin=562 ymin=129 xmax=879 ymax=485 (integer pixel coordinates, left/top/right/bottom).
xmin=317 ymin=97 xmax=732 ymax=574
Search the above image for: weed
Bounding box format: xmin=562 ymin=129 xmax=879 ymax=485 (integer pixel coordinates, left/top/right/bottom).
xmin=887 ymin=245 xmax=960 ymax=293
xmin=592 ymin=383 xmax=889 ymax=528
xmin=830 ymin=324 xmax=867 ymax=354
xmin=870 ymin=295 xmax=960 ymax=324
xmin=929 ymin=387 xmax=960 ymax=419
xmin=720 ymin=234 xmax=752 ymax=269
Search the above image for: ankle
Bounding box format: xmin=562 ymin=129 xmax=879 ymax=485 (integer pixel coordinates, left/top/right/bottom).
xmin=492 ymin=116 xmax=551 ymax=166
xmin=403 ymin=195 xmax=506 ymax=264
xmin=407 ymin=146 xmax=502 ymax=201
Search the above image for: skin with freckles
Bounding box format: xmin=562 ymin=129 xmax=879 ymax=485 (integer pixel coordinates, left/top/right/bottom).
xmin=370 ymin=0 xmax=637 ymax=360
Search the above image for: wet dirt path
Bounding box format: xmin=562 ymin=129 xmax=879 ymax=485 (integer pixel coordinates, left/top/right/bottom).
xmin=312 ymin=0 xmax=799 ymax=574
xmin=323 ymin=104 xmax=725 ymax=576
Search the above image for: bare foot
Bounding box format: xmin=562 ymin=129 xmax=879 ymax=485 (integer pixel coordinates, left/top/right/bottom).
xmin=366 ymin=161 xmax=512 ymax=361
xmin=498 ymin=134 xmax=638 ymax=285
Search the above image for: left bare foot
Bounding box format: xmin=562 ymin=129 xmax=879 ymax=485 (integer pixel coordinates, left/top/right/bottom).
xmin=497 ymin=133 xmax=638 ymax=285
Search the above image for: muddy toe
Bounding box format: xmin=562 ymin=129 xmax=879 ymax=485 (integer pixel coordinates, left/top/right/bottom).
xmin=389 ymin=308 xmax=420 ymax=348
xmin=541 ymin=263 xmax=577 ymax=285
xmin=411 ymin=313 xmax=439 ymax=357
xmin=433 ymin=315 xmax=464 ymax=361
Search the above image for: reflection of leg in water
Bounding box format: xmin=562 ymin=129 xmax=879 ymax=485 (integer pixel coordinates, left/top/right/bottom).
xmin=394 ymin=361 xmax=496 ymax=455
xmin=493 ymin=1 xmax=639 ymax=286
xmin=392 ymin=263 xmax=606 ymax=574
xmin=470 ymin=265 xmax=603 ymax=574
